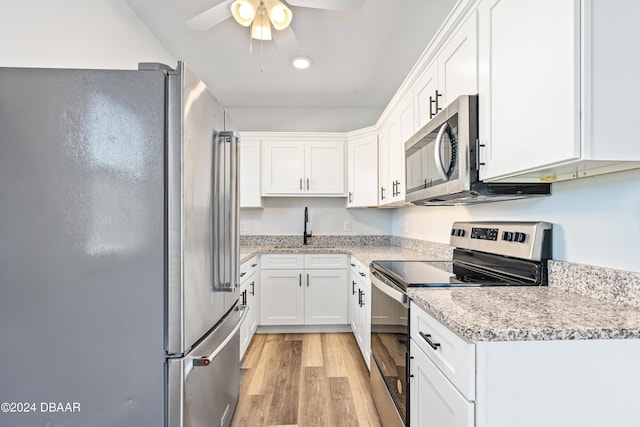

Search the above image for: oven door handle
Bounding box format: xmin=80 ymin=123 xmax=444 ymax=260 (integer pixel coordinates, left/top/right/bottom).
xmin=370 ymin=271 xmax=409 ymax=308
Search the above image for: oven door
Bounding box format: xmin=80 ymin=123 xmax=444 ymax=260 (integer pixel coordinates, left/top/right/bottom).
xmin=370 ymin=271 xmax=410 ymax=427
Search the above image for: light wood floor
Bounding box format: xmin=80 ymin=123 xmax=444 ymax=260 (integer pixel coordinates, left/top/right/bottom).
xmin=231 ymin=333 xmax=383 ymax=427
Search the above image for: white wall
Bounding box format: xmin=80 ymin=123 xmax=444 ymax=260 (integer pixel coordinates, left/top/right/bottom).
xmin=0 ymin=0 xmax=175 ymax=69
xmin=241 ymin=198 xmax=392 ymax=236
xmin=392 ymin=169 xmax=640 ymax=272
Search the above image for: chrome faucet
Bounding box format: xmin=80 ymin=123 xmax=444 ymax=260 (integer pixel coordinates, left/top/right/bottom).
xmin=303 ymin=206 xmax=312 ymax=245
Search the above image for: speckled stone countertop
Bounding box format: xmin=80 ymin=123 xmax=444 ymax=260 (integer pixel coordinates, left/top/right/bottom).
xmin=240 ymin=243 xmax=447 ymax=266
xmin=408 ymin=286 xmax=640 ymax=342
xmin=240 ymin=236 xmax=640 ymax=343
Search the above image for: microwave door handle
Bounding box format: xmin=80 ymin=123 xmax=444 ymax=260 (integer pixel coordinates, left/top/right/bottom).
xmin=434 ymin=122 xmax=450 ymax=182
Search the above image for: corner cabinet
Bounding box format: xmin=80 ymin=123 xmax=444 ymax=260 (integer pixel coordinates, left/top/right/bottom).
xmin=347 ymin=128 xmax=378 ymax=208
xmin=261 ymin=138 xmax=346 ymax=196
xmin=477 ymin=0 xmax=640 ymax=182
xmin=260 ymin=253 xmax=348 ymax=326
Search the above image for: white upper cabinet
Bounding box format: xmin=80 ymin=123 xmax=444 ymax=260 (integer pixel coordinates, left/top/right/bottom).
xmin=477 ymin=0 xmax=579 ymax=181
xmin=347 ymin=129 xmax=378 ymax=208
xmin=438 ymin=11 xmax=479 ymax=108
xmin=414 ymin=59 xmax=439 ymax=131
xmin=305 ymin=141 xmax=346 ymax=194
xmin=260 ymin=137 xmax=346 ymax=196
xmin=239 ymin=138 xmax=262 ymax=208
xmin=378 ymin=90 xmax=413 ymax=207
xmin=478 ymin=0 xmax=640 ymax=182
xmin=413 ymin=10 xmax=478 ymax=129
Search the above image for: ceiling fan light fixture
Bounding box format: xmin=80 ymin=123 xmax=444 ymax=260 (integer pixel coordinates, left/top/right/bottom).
xmin=265 ymin=0 xmax=292 ymax=30
xmin=250 ymin=4 xmax=272 ymax=40
xmin=231 ymin=0 xmax=259 ymax=26
xmin=292 ymin=56 xmax=312 ymax=69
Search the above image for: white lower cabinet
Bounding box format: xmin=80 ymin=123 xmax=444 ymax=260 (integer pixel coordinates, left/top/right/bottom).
xmin=349 ymin=257 xmax=371 ymax=369
xmin=410 ymin=301 xmax=640 ymax=427
xmin=239 ymin=256 xmax=259 ymax=360
xmin=410 ymin=301 xmax=475 ymax=427
xmin=260 ymin=268 xmax=304 ymax=325
xmin=410 ymin=338 xmax=474 ymax=427
xmin=305 ymin=269 xmax=348 ymax=324
xmin=260 ymin=254 xmax=348 ymax=326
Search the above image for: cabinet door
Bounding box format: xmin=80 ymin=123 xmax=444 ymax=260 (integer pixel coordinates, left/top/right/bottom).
xmin=239 ymin=285 xmax=251 ymax=360
xmin=410 ymin=342 xmax=475 ymax=427
xmin=260 ymin=269 xmax=304 ymax=325
xmin=246 ymin=273 xmax=259 ymax=337
xmin=305 ymin=141 xmax=345 ymax=194
xmin=438 ymin=11 xmax=478 ymax=107
xmin=347 ymin=133 xmax=378 ymax=207
xmin=261 ymin=141 xmax=305 ymax=194
xmin=349 ymin=273 xmax=360 ymax=339
xmin=304 ymin=269 xmax=348 ymax=325
xmin=358 ymin=278 xmax=371 ymax=370
xmin=477 ymin=0 xmax=580 ymax=181
xmin=240 ymin=139 xmax=262 ymax=207
xmin=414 ymin=59 xmax=439 ymax=130
xmin=380 ymin=118 xmax=405 ymax=206
xmin=377 ymin=124 xmax=390 ymax=205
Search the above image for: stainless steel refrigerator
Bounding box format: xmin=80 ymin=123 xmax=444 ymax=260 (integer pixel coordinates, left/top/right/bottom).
xmin=0 ymin=62 xmax=244 ymax=426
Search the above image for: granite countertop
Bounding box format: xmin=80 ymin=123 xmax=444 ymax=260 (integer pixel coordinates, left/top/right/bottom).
xmin=240 ymin=243 xmax=447 ymax=266
xmin=240 ymin=242 xmax=640 ymax=343
xmin=409 ymin=286 xmax=640 ymax=342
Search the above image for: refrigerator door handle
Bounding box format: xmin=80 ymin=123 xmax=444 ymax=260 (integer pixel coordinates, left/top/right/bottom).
xmin=192 ymin=305 xmax=248 ymax=367
xmin=211 ymin=131 xmax=240 ymax=292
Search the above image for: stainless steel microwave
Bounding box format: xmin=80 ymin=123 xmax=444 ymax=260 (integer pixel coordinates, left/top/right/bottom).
xmin=404 ymin=95 xmax=551 ymax=205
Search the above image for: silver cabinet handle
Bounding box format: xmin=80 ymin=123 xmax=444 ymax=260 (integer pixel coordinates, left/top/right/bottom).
xmin=299 ymin=178 xmax=303 ymax=190
xmin=348 ymin=192 xmax=353 ymax=203
xmin=306 ymin=273 xmax=309 ymax=287
xmin=193 ymin=305 xmax=248 ymax=367
xmin=299 ymin=273 xmax=302 ymax=287
xmin=306 ymin=178 xmax=310 ymax=190
xmin=250 ymin=281 xmax=255 ymax=296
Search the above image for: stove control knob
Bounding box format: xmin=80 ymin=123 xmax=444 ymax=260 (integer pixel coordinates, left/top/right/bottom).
xmin=458 ymin=229 xmax=465 ymax=237
xmin=515 ymin=232 xmax=527 ymax=243
xmin=502 ymin=231 xmax=513 ymax=241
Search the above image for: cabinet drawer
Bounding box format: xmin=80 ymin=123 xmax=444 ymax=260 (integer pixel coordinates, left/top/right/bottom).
xmin=240 ymin=256 xmax=259 ymax=283
xmin=350 ymin=256 xmax=369 ymax=280
xmin=410 ymin=301 xmax=475 ymax=400
xmin=261 ymin=254 xmax=304 ymax=269
xmin=304 ymin=254 xmax=347 ymax=269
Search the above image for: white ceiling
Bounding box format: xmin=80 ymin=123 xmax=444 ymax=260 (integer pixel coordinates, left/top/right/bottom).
xmin=124 ymin=0 xmax=457 ymax=132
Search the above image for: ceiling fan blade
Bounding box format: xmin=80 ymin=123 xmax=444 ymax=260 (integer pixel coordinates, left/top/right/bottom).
xmin=273 ymin=26 xmax=300 ymax=51
xmin=185 ymin=0 xmax=234 ymax=31
xmin=285 ymin=0 xmax=365 ymax=12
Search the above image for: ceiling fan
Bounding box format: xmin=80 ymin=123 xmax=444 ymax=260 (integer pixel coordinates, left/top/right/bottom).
xmin=185 ymin=0 xmax=365 ymax=51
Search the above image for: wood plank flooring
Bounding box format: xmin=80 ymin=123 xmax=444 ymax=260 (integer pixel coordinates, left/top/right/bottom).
xmin=232 ymin=333 xmax=383 ymax=427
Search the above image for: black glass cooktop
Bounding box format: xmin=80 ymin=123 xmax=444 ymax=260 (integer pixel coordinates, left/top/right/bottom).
xmin=370 ymin=260 xmax=515 ymax=291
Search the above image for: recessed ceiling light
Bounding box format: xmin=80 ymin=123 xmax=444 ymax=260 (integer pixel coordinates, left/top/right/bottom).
xmin=292 ymin=56 xmax=312 ymax=70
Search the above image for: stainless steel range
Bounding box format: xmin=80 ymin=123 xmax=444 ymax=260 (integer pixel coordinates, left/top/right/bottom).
xmin=369 ymin=221 xmax=552 ymax=427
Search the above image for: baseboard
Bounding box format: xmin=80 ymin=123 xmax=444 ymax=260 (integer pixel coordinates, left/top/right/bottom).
xmin=256 ymin=324 xmax=353 ymax=334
